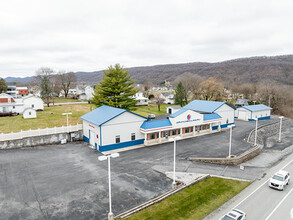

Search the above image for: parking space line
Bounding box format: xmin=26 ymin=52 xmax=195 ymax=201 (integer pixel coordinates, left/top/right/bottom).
xmin=264 ymin=187 xmax=293 ymax=220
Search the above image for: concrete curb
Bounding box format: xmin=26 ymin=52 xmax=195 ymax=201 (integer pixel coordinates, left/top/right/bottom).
xmin=115 ymin=174 xmax=210 ymax=219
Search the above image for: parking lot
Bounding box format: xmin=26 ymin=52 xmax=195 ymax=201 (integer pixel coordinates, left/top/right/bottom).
xmin=1 ymin=116 xmax=292 ymax=220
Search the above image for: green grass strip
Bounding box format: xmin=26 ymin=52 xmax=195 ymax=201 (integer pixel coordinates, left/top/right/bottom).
xmin=125 ymin=177 xmax=250 ymax=220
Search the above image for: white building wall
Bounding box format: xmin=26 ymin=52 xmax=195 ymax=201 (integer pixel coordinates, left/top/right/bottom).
xmin=215 ymin=104 xmax=235 ymax=126
xmin=23 ymin=109 xmax=37 ymax=118
xmin=101 ymin=112 xmax=145 ymax=146
xmin=82 ymin=120 xmax=100 ymax=147
xmin=251 ymin=110 xmax=271 ymax=119
xmin=23 ymin=97 xmax=44 ymax=110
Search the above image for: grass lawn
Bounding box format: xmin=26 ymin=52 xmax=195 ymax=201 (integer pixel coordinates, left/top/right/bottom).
xmin=0 ymin=103 xmax=172 ymax=133
xmin=131 ymin=103 xmax=174 ymax=117
xmin=52 ymin=97 xmax=84 ymax=103
xmin=126 ymin=177 xmax=250 ymax=220
xmin=0 ymin=104 xmax=95 ymax=133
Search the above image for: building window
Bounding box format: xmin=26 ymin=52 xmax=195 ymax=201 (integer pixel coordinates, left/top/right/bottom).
xmin=29 ymin=112 xmax=31 ymax=115
xmin=131 ymin=133 xmax=135 ymax=141
xmin=13 ymin=106 xmax=15 ymax=109
xmin=32 ymin=104 xmax=34 ymax=108
xmin=226 ymin=119 xmax=229 ymax=124
xmin=115 ymin=135 xmax=120 ymax=143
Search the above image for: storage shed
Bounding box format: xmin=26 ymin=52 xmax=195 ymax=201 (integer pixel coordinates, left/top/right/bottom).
xmin=166 ymin=106 xmax=182 ymax=114
xmin=80 ymin=105 xmax=147 ymax=152
xmin=237 ymin=104 xmax=272 ymax=121
xmin=23 ymin=108 xmax=37 ymax=119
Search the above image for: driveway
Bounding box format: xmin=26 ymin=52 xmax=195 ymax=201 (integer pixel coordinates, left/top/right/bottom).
xmin=0 ymin=116 xmax=291 ymax=220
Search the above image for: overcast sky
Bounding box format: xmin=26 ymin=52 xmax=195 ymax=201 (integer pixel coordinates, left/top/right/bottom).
xmin=1 ymin=0 xmax=293 ymax=78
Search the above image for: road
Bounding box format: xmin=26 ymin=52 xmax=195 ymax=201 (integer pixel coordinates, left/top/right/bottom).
xmin=205 ymin=152 xmax=293 ymax=220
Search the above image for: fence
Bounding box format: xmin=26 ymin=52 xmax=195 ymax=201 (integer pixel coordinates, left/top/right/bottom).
xmin=0 ymin=124 xmax=83 ymax=142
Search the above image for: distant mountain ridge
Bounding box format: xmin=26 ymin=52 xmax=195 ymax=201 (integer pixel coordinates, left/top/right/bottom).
xmin=4 ymin=54 xmax=293 ymax=85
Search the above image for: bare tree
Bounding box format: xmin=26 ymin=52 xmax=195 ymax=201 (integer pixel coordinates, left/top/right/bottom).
xmin=199 ymin=77 xmax=224 ymax=101
xmin=175 ymin=72 xmax=203 ymax=100
xmin=35 ymin=67 xmax=54 ymax=107
xmin=57 ymin=72 xmax=77 ymax=98
xmin=152 ymin=93 xmax=165 ymax=111
xmin=142 ymin=80 xmax=154 ymax=98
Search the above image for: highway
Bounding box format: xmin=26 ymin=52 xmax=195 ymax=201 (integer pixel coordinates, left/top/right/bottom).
xmin=206 ymin=152 xmax=293 ymax=220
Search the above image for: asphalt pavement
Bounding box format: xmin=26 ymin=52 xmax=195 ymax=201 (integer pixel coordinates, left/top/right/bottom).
xmin=0 ymin=116 xmax=292 ymax=220
xmin=205 ymin=152 xmax=293 ymax=220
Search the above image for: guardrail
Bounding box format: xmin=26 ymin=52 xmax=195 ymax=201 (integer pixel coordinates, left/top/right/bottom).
xmin=0 ymin=124 xmax=83 ymax=142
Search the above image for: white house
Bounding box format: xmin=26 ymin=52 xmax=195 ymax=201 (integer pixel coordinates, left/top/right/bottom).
xmin=84 ymin=86 xmax=94 ymax=100
xmin=81 ymin=100 xmax=236 ymax=152
xmin=133 ymin=91 xmax=149 ymax=106
xmin=22 ymin=95 xmax=44 ymax=111
xmin=0 ymin=93 xmax=24 ymax=114
xmin=23 ymin=108 xmax=37 ymax=119
xmin=80 ymin=105 xmax=147 ymax=152
xmin=166 ymin=106 xmax=182 ymax=114
xmin=236 ymin=104 xmax=272 ymax=121
xmin=160 ymin=93 xmax=175 ymax=104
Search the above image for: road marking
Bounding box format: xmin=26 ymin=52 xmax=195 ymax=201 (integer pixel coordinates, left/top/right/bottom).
xmin=264 ymin=187 xmax=293 ymax=220
xmin=233 ymin=156 xmax=293 ymax=209
xmin=291 ymin=207 xmax=293 ymax=219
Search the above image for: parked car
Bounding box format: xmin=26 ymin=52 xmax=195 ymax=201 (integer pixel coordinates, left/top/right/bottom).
xmin=147 ymin=114 xmax=156 ymax=119
xmin=221 ymin=209 xmax=246 ymax=220
xmin=268 ymin=170 xmax=290 ymax=190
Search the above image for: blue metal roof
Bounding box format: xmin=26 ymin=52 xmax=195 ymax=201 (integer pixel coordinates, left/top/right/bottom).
xmin=80 ymin=105 xmax=146 ymax=126
xmin=183 ymin=100 xmax=233 ymax=113
xmin=169 ymin=108 xmax=188 ymax=118
xmin=140 ymin=119 xmax=172 ymax=130
xmin=203 ymin=113 xmax=221 ymax=121
xmin=241 ymin=104 xmax=272 ymax=112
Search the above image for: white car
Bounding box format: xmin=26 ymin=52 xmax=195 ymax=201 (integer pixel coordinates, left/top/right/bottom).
xmin=268 ymin=170 xmax=290 ymax=190
xmin=221 ymin=209 xmax=246 ymax=220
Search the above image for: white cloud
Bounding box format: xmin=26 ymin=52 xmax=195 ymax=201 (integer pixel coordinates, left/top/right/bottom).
xmin=0 ymin=0 xmax=293 ymax=77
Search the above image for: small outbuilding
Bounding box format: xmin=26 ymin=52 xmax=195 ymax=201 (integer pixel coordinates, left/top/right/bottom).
xmin=80 ymin=105 xmax=147 ymax=152
xmin=237 ymin=104 xmax=272 ymax=121
xmin=23 ymin=108 xmax=37 ymax=119
xmin=166 ymin=105 xmax=182 ymax=115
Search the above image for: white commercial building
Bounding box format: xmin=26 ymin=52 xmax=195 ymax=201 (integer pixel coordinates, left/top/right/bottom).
xmin=236 ymin=104 xmax=272 ymax=121
xmin=81 ymin=105 xmax=147 ymax=151
xmin=81 ymin=100 xmax=235 ymax=152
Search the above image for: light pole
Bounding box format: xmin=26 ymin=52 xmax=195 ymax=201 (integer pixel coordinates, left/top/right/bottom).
xmin=254 ymin=118 xmax=258 ymax=146
xmin=228 ymin=125 xmax=235 ymax=158
xmin=169 ymin=136 xmax=181 ymax=189
xmin=98 ymin=153 xmax=120 ymax=220
xmin=62 ymin=112 xmax=72 ymax=127
xmin=278 ymin=116 xmax=284 ymax=142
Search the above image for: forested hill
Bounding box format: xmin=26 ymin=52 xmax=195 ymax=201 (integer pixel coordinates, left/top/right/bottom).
xmin=75 ymin=55 xmax=293 ymax=85
xmin=4 ymin=55 xmax=293 ymax=85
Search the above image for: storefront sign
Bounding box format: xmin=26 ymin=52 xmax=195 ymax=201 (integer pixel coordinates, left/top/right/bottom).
xmin=176 ymin=118 xmax=200 ymax=124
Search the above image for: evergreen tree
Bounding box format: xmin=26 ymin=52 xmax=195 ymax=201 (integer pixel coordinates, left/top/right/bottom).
xmin=0 ymin=78 xmax=7 ymax=93
xmin=40 ymin=75 xmax=52 ymax=107
xmin=175 ymin=82 xmax=187 ymax=107
xmin=92 ymin=64 xmax=138 ymax=109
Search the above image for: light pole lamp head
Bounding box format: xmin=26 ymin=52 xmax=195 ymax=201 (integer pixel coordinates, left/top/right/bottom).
xmin=98 ymin=155 xmax=107 ymax=161
xmin=228 ymin=124 xmax=235 ymax=129
xmin=169 ymin=136 xmax=181 ymax=142
xmin=110 ymin=153 xmax=120 ymax=158
xmin=279 ymin=116 xmax=284 ymax=119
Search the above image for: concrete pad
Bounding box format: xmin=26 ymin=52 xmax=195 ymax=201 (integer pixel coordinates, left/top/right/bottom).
xmin=165 ymin=171 xmax=207 ymax=185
